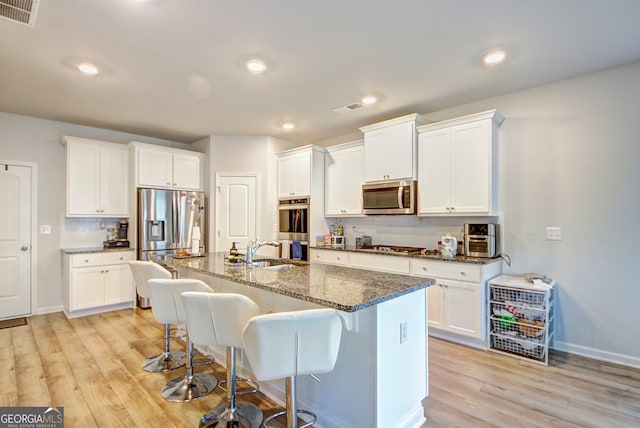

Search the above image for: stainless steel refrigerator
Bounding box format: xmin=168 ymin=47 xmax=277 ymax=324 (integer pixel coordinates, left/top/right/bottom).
xmin=137 ymin=188 xmax=206 ymax=261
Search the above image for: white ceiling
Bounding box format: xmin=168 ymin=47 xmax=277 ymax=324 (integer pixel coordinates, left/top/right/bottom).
xmin=2 ymin=0 xmax=640 ymax=145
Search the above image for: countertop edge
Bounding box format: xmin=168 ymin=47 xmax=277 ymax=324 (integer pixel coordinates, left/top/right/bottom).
xmin=61 ymin=247 xmax=135 ymax=254
xmin=168 ymin=257 xmax=435 ymax=313
xmin=312 ymin=245 xmax=502 ymax=265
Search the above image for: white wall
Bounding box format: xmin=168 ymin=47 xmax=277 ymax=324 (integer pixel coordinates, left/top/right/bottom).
xmin=0 ymin=112 xmax=187 ymax=312
xmin=206 ymin=135 xmax=298 ymax=255
xmin=319 ymin=61 xmax=640 ymax=366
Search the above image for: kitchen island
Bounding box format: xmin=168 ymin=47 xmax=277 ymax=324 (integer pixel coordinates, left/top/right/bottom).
xmin=164 ymin=252 xmax=435 ymax=428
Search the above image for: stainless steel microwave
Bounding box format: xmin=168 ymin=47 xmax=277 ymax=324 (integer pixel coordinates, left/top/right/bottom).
xmin=362 ymin=180 xmax=416 ymax=215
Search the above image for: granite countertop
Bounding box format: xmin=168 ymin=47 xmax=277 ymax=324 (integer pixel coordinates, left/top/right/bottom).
xmin=61 ymin=246 xmax=135 ymax=254
xmin=163 ymin=252 xmax=435 ymax=313
xmin=315 ymin=245 xmax=501 ymax=265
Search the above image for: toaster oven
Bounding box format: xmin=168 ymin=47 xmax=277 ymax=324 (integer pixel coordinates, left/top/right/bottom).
xmin=464 ymin=223 xmax=497 ymax=257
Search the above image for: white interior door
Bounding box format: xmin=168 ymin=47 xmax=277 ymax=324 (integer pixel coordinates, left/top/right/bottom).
xmin=215 ymin=174 xmax=258 ymax=252
xmin=0 ymin=163 xmax=32 ymax=319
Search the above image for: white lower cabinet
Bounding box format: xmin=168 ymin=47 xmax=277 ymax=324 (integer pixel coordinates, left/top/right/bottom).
xmin=412 ymin=258 xmax=501 ymax=348
xmin=310 ymin=248 xmax=502 ymax=348
xmin=310 ymin=248 xmax=349 ymax=265
xmin=309 ymin=249 xmax=410 ymax=274
xmin=348 ymin=252 xmax=410 ymax=274
xmin=428 ymin=278 xmax=482 ymax=338
xmin=63 ymin=250 xmax=135 ymax=318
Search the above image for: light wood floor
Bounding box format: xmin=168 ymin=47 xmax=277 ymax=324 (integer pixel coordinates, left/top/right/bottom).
xmin=1 ymin=308 xmax=639 ymax=427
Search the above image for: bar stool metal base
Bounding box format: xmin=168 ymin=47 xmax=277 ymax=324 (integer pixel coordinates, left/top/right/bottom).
xmin=263 ymin=409 xmax=316 ymax=428
xmin=192 ymin=352 xmax=215 ymax=366
xmin=199 ymin=402 xmax=263 ymax=428
xmin=263 ymin=375 xmax=316 ymax=428
xmin=141 ymin=351 xmax=186 ymax=373
xmin=217 ymin=377 xmax=260 ymax=395
xmin=161 ymin=373 xmax=217 ymax=402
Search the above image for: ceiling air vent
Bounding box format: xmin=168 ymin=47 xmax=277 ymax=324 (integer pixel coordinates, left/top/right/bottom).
xmin=0 ymin=0 xmax=40 ymax=27
xmin=333 ymin=102 xmax=364 ymax=114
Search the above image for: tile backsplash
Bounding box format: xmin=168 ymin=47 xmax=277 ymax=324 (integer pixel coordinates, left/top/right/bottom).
xmin=325 ymin=215 xmax=501 ymax=250
xmin=61 ymin=217 xmax=127 ymax=248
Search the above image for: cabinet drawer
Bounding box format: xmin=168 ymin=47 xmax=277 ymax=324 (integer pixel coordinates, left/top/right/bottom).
xmin=349 ymin=252 xmax=410 ymax=274
xmin=70 ymin=251 xmax=134 ymax=268
xmin=310 ymin=249 xmax=349 ymax=266
xmin=411 ymin=259 xmax=481 ymax=282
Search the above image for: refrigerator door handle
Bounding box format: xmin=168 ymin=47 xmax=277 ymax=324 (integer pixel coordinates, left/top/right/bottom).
xmin=173 ymin=191 xmax=179 ymax=247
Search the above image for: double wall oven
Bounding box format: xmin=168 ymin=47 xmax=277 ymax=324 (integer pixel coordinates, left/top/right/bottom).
xmin=278 ymin=198 xmax=309 ymax=260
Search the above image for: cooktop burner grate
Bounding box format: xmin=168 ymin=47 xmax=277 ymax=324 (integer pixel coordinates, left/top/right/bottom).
xmin=360 ymin=245 xmax=424 ymax=255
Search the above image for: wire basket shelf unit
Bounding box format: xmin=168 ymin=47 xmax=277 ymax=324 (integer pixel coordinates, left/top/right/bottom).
xmin=488 ymin=277 xmax=555 ymax=365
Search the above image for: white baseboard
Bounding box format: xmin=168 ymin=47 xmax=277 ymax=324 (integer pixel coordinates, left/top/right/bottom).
xmin=553 ymin=341 xmax=640 ymax=369
xmin=32 ymin=305 xmax=64 ymax=315
xmin=395 ymin=403 xmax=426 ymax=428
xmin=428 ymin=330 xmax=487 ymax=350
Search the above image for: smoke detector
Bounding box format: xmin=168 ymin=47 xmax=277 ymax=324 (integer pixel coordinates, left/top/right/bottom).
xmin=0 ymin=0 xmax=40 ymax=27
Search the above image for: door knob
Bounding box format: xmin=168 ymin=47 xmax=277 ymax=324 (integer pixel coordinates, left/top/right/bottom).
xmin=21 ymin=246 xmax=29 ymax=251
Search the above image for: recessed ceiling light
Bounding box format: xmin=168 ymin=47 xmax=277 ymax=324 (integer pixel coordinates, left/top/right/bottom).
xmin=482 ymin=50 xmax=507 ymax=65
xmin=361 ymin=95 xmax=378 ymax=105
xmin=78 ymin=62 xmax=99 ymax=76
xmin=246 ymin=59 xmax=267 ymax=74
xmin=281 ymin=122 xmax=295 ymax=130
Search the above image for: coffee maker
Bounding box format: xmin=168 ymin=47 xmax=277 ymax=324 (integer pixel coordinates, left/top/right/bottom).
xmin=104 ymin=220 xmax=130 ymax=248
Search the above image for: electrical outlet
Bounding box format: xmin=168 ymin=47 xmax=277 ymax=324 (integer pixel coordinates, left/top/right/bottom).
xmin=40 ymin=225 xmax=52 ymax=235
xmin=546 ymin=227 xmax=562 ymax=241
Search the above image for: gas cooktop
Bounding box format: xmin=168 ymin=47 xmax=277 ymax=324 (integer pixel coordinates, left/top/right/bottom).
xmin=359 ymin=245 xmax=424 ymax=255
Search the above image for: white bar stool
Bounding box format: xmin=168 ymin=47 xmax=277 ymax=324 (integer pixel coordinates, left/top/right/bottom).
xmin=182 ymin=292 xmax=263 ymax=428
xmin=242 ymin=309 xmax=342 ymax=428
xmin=128 ymin=261 xmax=186 ymax=373
xmin=149 ymin=278 xmax=218 ymax=402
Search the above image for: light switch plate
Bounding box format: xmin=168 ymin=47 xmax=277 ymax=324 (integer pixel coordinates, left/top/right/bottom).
xmin=546 ymin=227 xmax=562 ymax=241
xmin=40 ymin=225 xmax=52 ymax=234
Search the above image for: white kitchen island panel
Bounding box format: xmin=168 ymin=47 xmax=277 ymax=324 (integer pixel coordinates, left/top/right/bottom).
xmin=166 ymin=254 xmax=431 ymax=428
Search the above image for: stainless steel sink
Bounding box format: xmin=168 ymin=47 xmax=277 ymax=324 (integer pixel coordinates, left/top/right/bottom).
xmin=251 ymin=259 xmax=298 ymax=270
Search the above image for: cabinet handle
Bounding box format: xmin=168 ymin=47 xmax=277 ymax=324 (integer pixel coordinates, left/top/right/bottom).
xmin=84 ymin=259 xmax=89 ymax=263
xmin=337 ymin=257 xmax=341 ymax=261
xmin=105 ymin=270 xmax=109 ymax=273
xmin=422 ymin=267 xmax=428 ymax=271
xmin=100 ymin=270 xmax=105 ymax=273
xmin=166 ymin=182 xmax=171 ymax=185
xmin=173 ymin=183 xmax=177 ymax=186
xmin=460 ymin=271 xmax=466 ymax=276
xmin=119 ymin=257 xmax=124 ymax=261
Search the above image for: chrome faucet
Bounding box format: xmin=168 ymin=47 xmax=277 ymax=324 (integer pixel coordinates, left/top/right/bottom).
xmin=246 ymin=239 xmax=281 ymax=264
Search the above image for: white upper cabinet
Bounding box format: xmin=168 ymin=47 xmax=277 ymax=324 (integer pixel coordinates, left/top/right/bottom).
xmin=132 ymin=142 xmax=204 ymax=191
xmin=278 ymin=149 xmax=311 ymax=198
xmin=360 ymin=113 xmax=424 ymax=182
xmin=63 ymin=136 xmax=129 ymax=217
xmin=277 ymin=145 xmax=325 ymax=200
xmin=137 ymin=148 xmax=173 ymax=188
xmin=417 ymin=110 xmax=504 ymax=216
xmin=324 ymin=140 xmax=364 ymax=217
